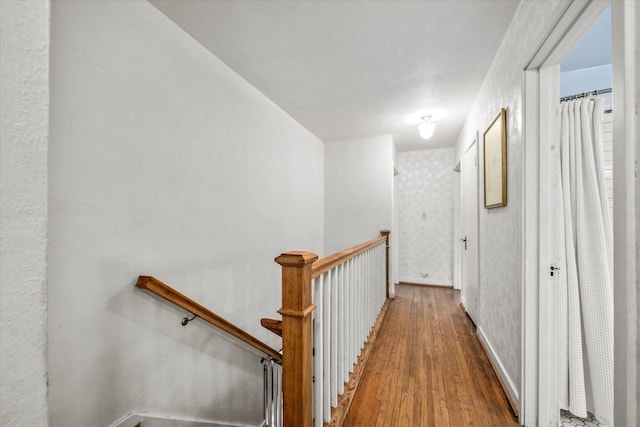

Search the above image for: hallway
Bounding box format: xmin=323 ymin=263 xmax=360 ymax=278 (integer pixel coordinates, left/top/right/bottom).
xmin=343 ymin=284 xmax=518 ymax=427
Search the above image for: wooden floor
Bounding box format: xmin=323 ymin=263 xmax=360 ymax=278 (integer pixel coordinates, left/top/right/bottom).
xmin=342 ymin=284 xmax=519 ymax=427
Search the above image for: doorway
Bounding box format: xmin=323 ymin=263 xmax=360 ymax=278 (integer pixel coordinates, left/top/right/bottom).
xmin=460 ymin=137 xmax=479 ymax=326
xmin=521 ymin=1 xmax=637 ymax=426
xmin=556 ymin=8 xmax=614 ymax=425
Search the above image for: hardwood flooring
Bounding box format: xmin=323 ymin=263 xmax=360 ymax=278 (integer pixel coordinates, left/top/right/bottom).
xmin=342 ymin=284 xmax=519 ymax=427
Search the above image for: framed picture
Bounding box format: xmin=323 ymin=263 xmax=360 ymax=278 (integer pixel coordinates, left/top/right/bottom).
xmin=483 ymin=108 xmax=507 ymax=208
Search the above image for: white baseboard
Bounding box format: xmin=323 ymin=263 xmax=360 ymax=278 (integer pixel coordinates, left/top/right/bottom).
xmin=398 ymin=277 xmax=453 ymax=287
xmin=110 ymin=411 xmax=261 ymax=427
xmin=477 ymin=327 xmax=520 ymax=412
xmin=110 ymin=412 xmax=145 ymax=427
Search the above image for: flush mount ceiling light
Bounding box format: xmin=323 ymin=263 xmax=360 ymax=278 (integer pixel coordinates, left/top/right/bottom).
xmin=404 ymin=109 xmax=446 ymax=125
xmin=404 ymin=109 xmax=445 ymax=140
xmin=417 ymin=115 xmax=436 ymax=140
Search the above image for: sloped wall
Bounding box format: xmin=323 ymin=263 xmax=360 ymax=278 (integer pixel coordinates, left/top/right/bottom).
xmin=49 ymin=1 xmax=324 ymax=425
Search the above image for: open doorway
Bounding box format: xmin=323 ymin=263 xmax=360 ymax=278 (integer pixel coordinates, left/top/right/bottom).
xmin=522 ymin=2 xmax=637 ymax=426
xmin=556 ymin=8 xmax=614 ymax=426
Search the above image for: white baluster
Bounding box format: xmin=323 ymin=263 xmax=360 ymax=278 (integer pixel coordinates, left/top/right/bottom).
xmin=347 ymin=258 xmax=354 ymax=373
xmin=337 ymin=263 xmax=345 ymax=395
xmin=361 ymin=254 xmax=364 ymax=346
xmin=371 ymin=249 xmax=375 ymax=329
xmin=376 ymin=246 xmax=381 ymax=308
xmin=270 ymin=361 xmax=275 ymax=427
xmin=313 ymin=276 xmax=323 ymax=427
xmin=380 ymin=244 xmax=385 ymax=306
xmin=366 ymin=249 xmax=371 ymax=335
xmin=330 ymin=266 xmax=338 ymax=407
xmin=263 ymin=360 xmax=269 ymax=425
xmin=322 ymin=271 xmax=331 ymax=422
xmin=363 ymin=250 xmax=368 ymax=340
xmin=272 ymin=361 xmax=277 ymax=427
xmin=376 ymin=246 xmax=380 ymax=308
xmin=354 ymin=254 xmax=359 ymax=358
xmin=363 ymin=253 xmax=367 ymax=348
xmin=380 ymin=245 xmax=384 ymax=305
xmin=352 ymin=256 xmax=357 ymax=366
xmin=276 ymin=362 xmax=280 ymax=427
xmin=369 ymin=250 xmax=372 ymax=331
xmin=358 ymin=253 xmax=363 ymax=354
xmin=373 ymin=248 xmax=377 ymax=323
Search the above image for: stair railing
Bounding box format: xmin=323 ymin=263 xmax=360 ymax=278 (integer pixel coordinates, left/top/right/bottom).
xmin=272 ymin=230 xmax=391 ymax=427
xmin=135 ymin=276 xmax=282 ymax=362
xmin=263 ymin=355 xmax=283 ymax=427
xmin=136 ymin=276 xmax=284 ymax=426
xmin=136 ymin=229 xmax=391 ymax=427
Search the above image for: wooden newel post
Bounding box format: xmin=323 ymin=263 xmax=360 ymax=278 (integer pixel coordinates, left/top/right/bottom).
xmin=380 ymin=230 xmax=391 ymax=299
xmin=275 ymin=251 xmax=318 ymax=427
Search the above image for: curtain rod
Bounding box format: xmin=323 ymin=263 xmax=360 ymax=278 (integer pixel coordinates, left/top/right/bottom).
xmin=559 ymin=88 xmax=612 ymax=102
xmin=560 ymin=88 xmax=612 ymax=113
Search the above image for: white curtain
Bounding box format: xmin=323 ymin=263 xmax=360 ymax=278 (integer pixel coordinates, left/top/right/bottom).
xmin=558 ymin=97 xmax=613 ymax=425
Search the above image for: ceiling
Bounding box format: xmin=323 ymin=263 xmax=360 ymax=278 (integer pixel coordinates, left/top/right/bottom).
xmin=151 ymin=0 xmax=520 ymax=152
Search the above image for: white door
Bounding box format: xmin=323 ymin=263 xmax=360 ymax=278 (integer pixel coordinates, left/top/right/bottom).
xmin=452 ymin=166 xmax=462 ymax=290
xmin=461 ymin=139 xmax=479 ymax=325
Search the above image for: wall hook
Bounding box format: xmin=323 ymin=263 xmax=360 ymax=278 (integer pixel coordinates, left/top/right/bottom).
xmin=181 ymin=313 xmax=197 ymax=326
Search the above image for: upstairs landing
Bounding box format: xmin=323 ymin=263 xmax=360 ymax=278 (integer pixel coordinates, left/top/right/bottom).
xmin=343 ymin=284 xmax=518 ymax=427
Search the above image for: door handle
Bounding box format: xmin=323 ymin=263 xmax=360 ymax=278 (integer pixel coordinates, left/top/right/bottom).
xmin=461 ymin=236 xmax=467 ymax=250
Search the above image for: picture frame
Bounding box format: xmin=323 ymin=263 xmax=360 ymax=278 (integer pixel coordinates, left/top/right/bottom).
xmin=483 ymin=108 xmax=507 ymax=208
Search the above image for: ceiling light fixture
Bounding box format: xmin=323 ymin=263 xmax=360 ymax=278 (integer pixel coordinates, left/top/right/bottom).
xmin=417 ymin=115 xmax=436 ymax=140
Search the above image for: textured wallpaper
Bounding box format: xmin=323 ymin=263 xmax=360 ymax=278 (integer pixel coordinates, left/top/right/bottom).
xmin=0 ymin=1 xmax=50 ymax=425
xmin=397 ymin=148 xmax=454 ymax=285
xmin=453 ymin=0 xmax=570 ymax=401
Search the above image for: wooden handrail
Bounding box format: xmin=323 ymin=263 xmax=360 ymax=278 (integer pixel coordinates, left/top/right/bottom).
xmin=136 ymin=276 xmax=282 ymax=362
xmin=260 ymin=318 xmax=282 ymax=337
xmin=312 ymin=234 xmax=387 ymax=279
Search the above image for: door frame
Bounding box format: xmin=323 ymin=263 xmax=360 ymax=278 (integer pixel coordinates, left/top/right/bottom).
xmin=521 ymin=1 xmax=637 ymax=426
xmin=610 ymin=3 xmax=638 ymax=424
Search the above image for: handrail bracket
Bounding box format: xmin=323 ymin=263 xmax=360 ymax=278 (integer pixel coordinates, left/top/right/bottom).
xmin=181 ymin=313 xmax=198 ymax=326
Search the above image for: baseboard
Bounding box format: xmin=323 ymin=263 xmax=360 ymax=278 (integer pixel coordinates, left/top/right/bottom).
xmin=110 ymin=412 xmax=145 ymax=427
xmin=398 ymin=277 xmax=453 ymax=287
xmin=390 ymin=282 xmax=399 ymax=299
xmin=476 ymin=327 xmax=519 ymax=417
xmin=110 ymin=411 xmax=261 ymax=427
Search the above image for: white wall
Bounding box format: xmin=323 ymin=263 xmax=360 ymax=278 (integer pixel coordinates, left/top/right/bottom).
xmin=636 ymin=5 xmax=640 ymax=422
xmin=636 ymin=6 xmax=640 ymax=421
xmin=0 ymin=1 xmax=50 ymax=425
xmin=324 ymin=135 xmax=394 ymax=255
xmin=49 ymin=1 xmax=324 ymax=426
xmin=454 ymin=0 xmax=569 ymax=405
xmin=397 ymin=148 xmax=454 ymax=286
